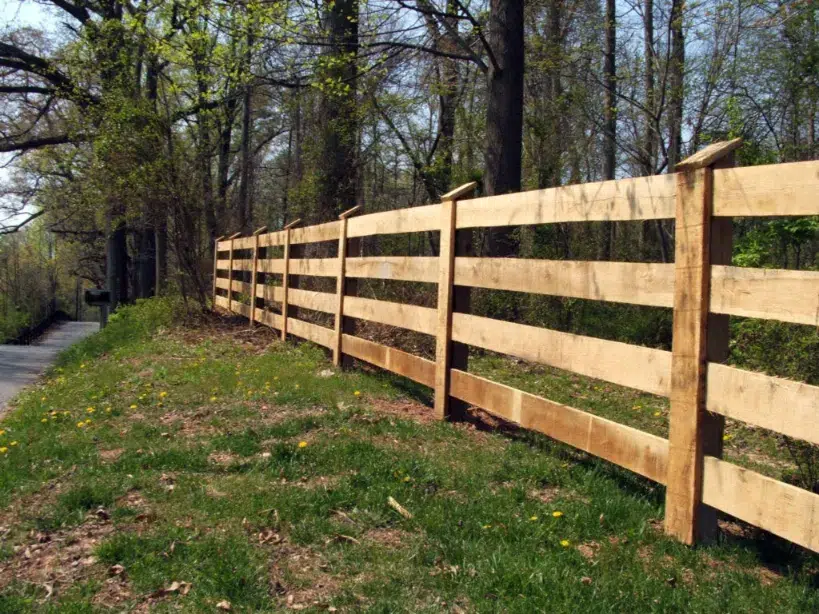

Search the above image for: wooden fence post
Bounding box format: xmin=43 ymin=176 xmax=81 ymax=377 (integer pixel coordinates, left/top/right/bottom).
xmin=249 ymin=226 xmax=267 ymax=326
xmin=280 ymin=219 xmax=301 ymax=341
xmin=665 ymin=138 xmax=742 ymax=545
xmin=334 ymin=206 xmax=362 ymax=366
xmin=226 ymin=231 xmax=242 ymax=314
xmin=212 ymin=235 xmax=224 ymax=309
xmin=434 ymin=182 xmax=477 ymax=420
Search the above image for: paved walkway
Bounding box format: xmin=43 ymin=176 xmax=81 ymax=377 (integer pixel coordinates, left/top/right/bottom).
xmin=0 ymin=321 xmax=99 ymax=414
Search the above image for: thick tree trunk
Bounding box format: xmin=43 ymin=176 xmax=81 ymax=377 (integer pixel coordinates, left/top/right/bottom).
xmin=317 ymin=0 xmax=359 ymax=220
xmin=599 ymin=0 xmax=617 ymax=260
xmin=485 ymin=0 xmax=524 ymax=256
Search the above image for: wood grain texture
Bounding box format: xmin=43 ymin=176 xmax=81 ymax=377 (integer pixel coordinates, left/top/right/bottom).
xmin=707 ymin=363 xmax=819 ymax=446
xmin=215 ymin=259 xmax=232 ymax=270
xmin=215 ymin=278 xmax=230 ymax=290
xmin=214 ymin=295 xmax=230 ymax=309
xmin=454 ymin=258 xmax=675 ymax=307
xmin=280 ymin=229 xmax=291 ymax=341
xmin=702 ymin=456 xmax=819 ymax=553
xmin=713 ymin=160 xmax=819 ymax=217
xmin=256 ymin=284 xmax=283 ymax=303
xmin=288 ymin=258 xmax=338 ymax=277
xmin=229 ymin=280 xmax=252 ymax=294
xmin=254 ymin=308 xmax=282 ymax=331
xmin=347 ymin=204 xmax=440 ymax=238
xmin=341 ymin=335 xmax=435 ymax=387
xmin=665 ymin=168 xmax=713 ymax=545
xmin=228 ymin=259 xmax=254 ymax=271
xmin=290 ymin=288 xmax=336 ymax=314
xmin=231 ymin=301 xmax=251 ymax=317
xmin=456 ymin=174 xmax=676 ymax=228
xmin=449 ymin=370 xmax=668 ymax=483
xmin=343 ymin=296 xmax=436 ymax=335
xmin=333 ymin=217 xmax=349 ymax=366
xmin=710 ymin=265 xmax=819 ymax=326
xmin=287 ymin=317 xmax=334 ymax=348
xmin=257 ymin=259 xmax=285 ymax=274
xmin=257 ymin=231 xmax=287 ymax=248
xmin=451 ymin=313 xmax=672 ymax=396
xmin=434 ymin=199 xmax=458 ymax=419
xmin=345 ymin=257 xmax=438 ymax=283
xmin=675 ymin=138 xmax=742 ymax=171
xmin=290 ymin=220 xmax=342 ymax=244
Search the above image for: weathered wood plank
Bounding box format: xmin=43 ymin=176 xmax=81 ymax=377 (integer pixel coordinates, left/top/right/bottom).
xmin=341 ymin=335 xmax=435 ymax=387
xmin=345 ymin=256 xmax=438 ymax=283
xmin=287 ymin=318 xmax=334 ymax=348
xmin=449 ymin=370 xmax=668 ymax=484
xmin=701 ymin=456 xmax=819 ymax=553
xmin=675 ymin=138 xmax=742 ymax=172
xmin=230 ymin=280 xmax=252 ymax=294
xmin=215 ymin=259 xmax=232 ymax=270
xmin=289 ymin=258 xmax=338 ymax=277
xmin=290 ymin=289 xmax=336 ymax=314
xmin=228 ymin=259 xmax=254 ymax=271
xmin=214 ymin=295 xmax=230 ymax=310
xmin=333 ymin=216 xmax=350 ymax=366
xmin=256 ymin=284 xmax=283 ymax=303
xmin=347 ymin=204 xmax=440 ymax=238
xmin=258 ymin=231 xmax=287 ymax=248
xmin=451 ymin=313 xmax=672 ymax=396
xmin=254 ymin=308 xmax=282 ymax=330
xmin=343 ymin=296 xmax=436 ymax=335
xmin=435 ymin=198 xmax=458 ymax=419
xmin=713 ymin=160 xmax=819 ymax=217
xmin=290 ymin=220 xmax=342 ymax=244
xmin=707 ymin=363 xmax=819 ymax=446
xmin=231 ymin=301 xmax=251 ymax=317
xmin=665 ymin=167 xmax=714 ymax=545
xmin=454 ymin=258 xmax=675 ymax=307
xmin=215 ymin=278 xmax=230 ymax=290
xmin=456 ymin=174 xmax=677 ymax=228
xmin=257 ymin=259 xmax=285 ymax=274
xmin=710 ymin=265 xmax=819 ymax=326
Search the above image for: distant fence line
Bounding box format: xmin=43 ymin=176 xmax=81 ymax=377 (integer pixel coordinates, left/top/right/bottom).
xmin=213 ymin=138 xmax=819 ymax=553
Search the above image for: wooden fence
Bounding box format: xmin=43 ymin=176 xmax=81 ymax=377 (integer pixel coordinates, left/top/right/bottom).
xmin=213 ymin=139 xmax=819 ymax=553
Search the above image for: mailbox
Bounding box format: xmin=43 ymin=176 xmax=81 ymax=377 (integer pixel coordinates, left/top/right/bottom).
xmin=85 ymin=289 xmax=111 ymax=306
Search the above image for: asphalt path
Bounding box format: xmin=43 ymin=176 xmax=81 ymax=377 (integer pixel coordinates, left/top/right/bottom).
xmin=0 ymin=321 xmax=99 ymax=415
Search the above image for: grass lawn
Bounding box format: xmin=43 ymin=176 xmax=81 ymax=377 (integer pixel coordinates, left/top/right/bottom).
xmin=0 ymin=298 xmax=816 ymax=612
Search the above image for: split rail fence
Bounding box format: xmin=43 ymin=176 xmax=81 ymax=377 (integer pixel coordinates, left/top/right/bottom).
xmin=213 ymin=139 xmax=819 ymax=553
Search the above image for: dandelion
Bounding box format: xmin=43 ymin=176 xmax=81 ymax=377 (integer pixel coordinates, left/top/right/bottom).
xmin=41 ymin=396 xmax=47 ymax=402
xmin=80 ymin=364 xmax=86 ymax=369
xmin=530 ymin=516 xmax=538 ymax=521
xmin=9 ymin=441 xmax=17 ymax=447
xmin=294 ymin=384 xmax=300 ymax=389
xmin=298 ymin=441 xmax=308 ymax=449
xmin=62 ymin=411 xmax=70 ymax=416
xmin=403 ymin=476 xmax=411 ymax=483
xmin=77 ymin=422 xmax=85 ymax=428
xmin=632 ymin=405 xmax=642 ymax=410
xmin=210 ymin=396 xmax=217 ymax=402
xmin=159 ymin=391 xmax=168 ymax=398
xmin=105 ymin=407 xmax=111 ymax=413
xmin=85 ymin=419 xmax=92 ymax=425
xmin=354 ymin=390 xmax=361 ymax=397
xmin=653 ymin=411 xmax=661 ymax=417
xmin=723 ymin=434 xmax=734 ymax=442
xmin=86 ymin=407 xmax=95 ymax=414
xmin=552 ymin=511 xmax=564 ymax=518
xmin=130 ymin=404 xmax=138 ymax=409
xmin=273 ymin=376 xmax=279 ymax=381
xmin=41 ymin=418 xmax=48 ymax=423
xmin=560 ymin=540 xmax=570 ymax=547
xmin=0 ymin=430 xmax=5 ymax=436
xmin=482 ymin=524 xmax=491 ymax=530
xmin=0 ymin=447 xmax=7 ymax=454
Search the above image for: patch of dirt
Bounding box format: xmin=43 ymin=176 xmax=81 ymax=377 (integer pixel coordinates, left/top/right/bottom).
xmin=363 ymin=528 xmax=413 ymax=549
xmin=159 ymin=409 xmax=220 ymax=439
xmin=116 ymin=489 xmax=147 ymax=510
xmin=576 ymin=541 xmax=601 ymax=561
xmin=272 ymin=546 xmax=341 ymax=610
xmin=528 ymin=487 xmax=562 ymax=504
xmin=0 ymin=516 xmax=113 ymax=593
xmin=208 ymin=451 xmax=239 ymax=466
xmin=92 ymin=575 xmax=134 ymax=608
xmin=99 ymin=448 xmax=124 ymax=462
xmin=368 ymin=397 xmax=436 ymax=424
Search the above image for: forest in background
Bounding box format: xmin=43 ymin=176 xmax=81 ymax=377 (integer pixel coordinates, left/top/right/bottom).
xmin=0 ymin=0 xmax=816 ymax=365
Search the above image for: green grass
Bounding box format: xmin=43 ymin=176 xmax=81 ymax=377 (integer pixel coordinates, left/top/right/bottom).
xmin=0 ymin=297 xmax=816 ymax=612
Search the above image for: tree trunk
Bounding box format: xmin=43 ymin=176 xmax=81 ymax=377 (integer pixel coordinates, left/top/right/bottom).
xmin=237 ymin=20 xmax=254 ymax=233
xmin=485 ymin=0 xmax=525 ymax=256
xmin=599 ymin=0 xmax=617 ymax=260
xmin=668 ymin=0 xmax=685 ymax=171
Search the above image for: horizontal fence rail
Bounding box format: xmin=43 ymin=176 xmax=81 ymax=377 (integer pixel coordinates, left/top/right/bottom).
xmin=213 ymin=140 xmax=819 ymax=554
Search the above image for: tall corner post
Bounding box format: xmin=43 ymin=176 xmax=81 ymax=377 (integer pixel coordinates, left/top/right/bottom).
xmin=334 ymin=206 xmax=362 ymax=367
xmin=226 ymin=232 xmax=242 ymax=314
xmin=212 ymin=235 xmax=224 ymax=310
xmin=664 ymin=139 xmax=741 ymax=545
xmin=280 ymin=219 xmax=301 ymax=341
xmin=249 ymin=226 xmax=267 ymax=327
xmin=434 ymin=182 xmax=478 ymax=420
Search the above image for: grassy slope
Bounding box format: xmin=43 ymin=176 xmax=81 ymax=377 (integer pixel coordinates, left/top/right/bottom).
xmin=0 ymin=298 xmax=815 ymax=613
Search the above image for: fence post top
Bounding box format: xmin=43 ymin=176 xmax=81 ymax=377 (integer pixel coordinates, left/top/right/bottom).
xmin=253 ymin=226 xmax=268 ymax=236
xmin=283 ymin=219 xmax=302 ymax=230
xmin=214 ymin=235 xmax=225 ymax=242
xmin=339 ymin=205 xmax=362 ymax=220
xmin=227 ymin=231 xmax=242 ymax=240
xmin=441 ymin=181 xmax=478 ymax=202
xmin=676 ymin=138 xmax=742 ymax=172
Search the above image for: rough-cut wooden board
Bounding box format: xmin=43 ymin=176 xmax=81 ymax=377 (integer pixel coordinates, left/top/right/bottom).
xmin=434 ymin=199 xmax=459 ymax=419
xmin=215 ymin=259 xmax=232 ymax=270
xmin=675 ymin=138 xmax=742 ymax=171
xmin=287 ymin=289 xmax=336 ymax=314
xmin=257 ymin=259 xmax=285 ymax=274
xmin=254 ymin=308 xmax=282 ymax=330
xmin=707 ymin=363 xmax=819 ymax=446
xmin=256 ymin=284 xmax=284 ymax=303
xmin=216 ymin=240 xmax=232 ymax=251
xmin=347 ymin=204 xmax=440 ymax=238
xmin=231 ymin=301 xmax=251 ymax=317
xmin=665 ymin=167 xmax=713 ymax=545
xmin=713 ymin=160 xmax=819 ymax=217
xmin=215 ymin=278 xmax=230 ymax=290
xmin=287 ymin=318 xmax=334 ymax=348
xmin=710 ymin=265 xmax=819 ymax=326
xmin=230 ymin=280 xmax=252 ymax=294
xmin=343 ymin=296 xmax=436 ymax=335
xmin=451 ymin=313 xmax=672 ymax=396
xmin=290 ymin=221 xmax=341 ymax=244
xmin=456 ymin=174 xmax=676 ymax=228
xmin=289 ymin=258 xmax=338 ymax=277
xmin=454 ymin=258 xmax=675 ymax=307
xmin=228 ymin=259 xmax=254 ymax=271
xmin=214 ymin=295 xmax=230 ymax=309
xmin=341 ymin=335 xmax=435 ymax=387
xmin=258 ymin=231 xmax=287 ymax=248
xmin=345 ymin=257 xmax=438 ymax=283
xmin=232 ymin=236 xmax=257 ymax=249
xmin=702 ymin=456 xmax=819 ymax=553
xmin=449 ymin=370 xmax=668 ymax=483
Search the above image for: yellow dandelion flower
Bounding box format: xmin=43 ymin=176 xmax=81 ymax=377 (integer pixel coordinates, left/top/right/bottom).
xmin=294 ymin=384 xmax=300 ymax=389
xmin=62 ymin=411 xmax=70 ymax=416
xmin=86 ymin=407 xmax=95 ymax=414
xmin=77 ymin=422 xmax=85 ymax=428
xmin=210 ymin=396 xmax=217 ymax=402
xmin=273 ymin=376 xmax=279 ymax=381
xmin=403 ymin=476 xmax=411 ymax=482
xmin=560 ymin=539 xmax=570 ymax=547
xmin=298 ymin=441 xmax=308 ymax=449
xmin=0 ymin=447 xmax=7 ymax=454
xmin=9 ymin=441 xmax=17 ymax=447
xmin=530 ymin=515 xmax=538 ymax=521
xmin=482 ymin=524 xmax=491 ymax=530
xmin=552 ymin=511 xmax=563 ymax=518
xmin=653 ymin=411 xmax=661 ymax=417
xmin=130 ymin=404 xmax=138 ymax=409
xmin=0 ymin=430 xmax=4 ymax=436
xmin=159 ymin=391 xmax=168 ymax=398
xmin=354 ymin=390 xmax=361 ymax=397
xmin=85 ymin=419 xmax=92 ymax=425
xmin=41 ymin=418 xmax=48 ymax=423
xmin=80 ymin=364 xmax=86 ymax=369
xmin=723 ymin=434 xmax=733 ymax=442
xmin=41 ymin=396 xmax=47 ymax=401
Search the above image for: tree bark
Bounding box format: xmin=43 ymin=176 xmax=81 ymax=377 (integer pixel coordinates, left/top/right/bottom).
xmin=599 ymin=0 xmax=617 ymax=260
xmin=668 ymin=0 xmax=685 ymax=171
